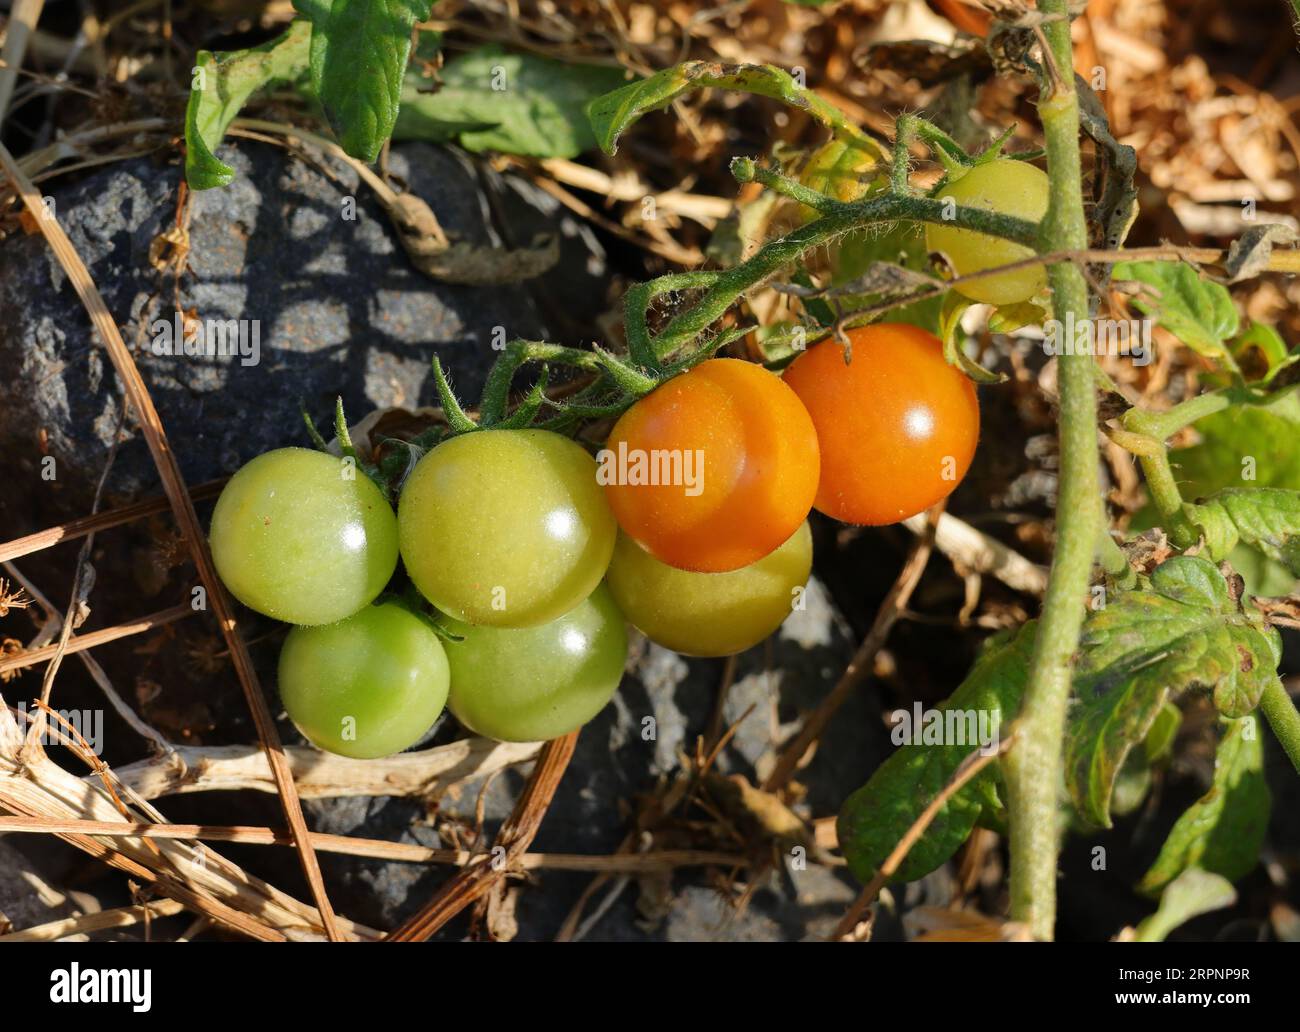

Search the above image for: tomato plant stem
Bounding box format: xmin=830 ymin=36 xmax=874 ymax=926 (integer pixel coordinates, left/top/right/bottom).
xmin=650 ymin=191 xmax=1038 ymax=361
xmin=1002 ymin=0 xmax=1101 ymax=941
xmin=1261 ymin=681 xmax=1300 ymax=774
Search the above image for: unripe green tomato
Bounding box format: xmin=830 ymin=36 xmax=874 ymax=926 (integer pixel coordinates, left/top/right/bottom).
xmin=210 ymin=447 xmax=399 ymax=626
xmin=924 ymin=158 xmax=1049 ymax=306
xmin=606 ymin=522 xmax=812 ymax=657
xmin=444 ymin=585 xmax=627 ymax=742
xmin=398 ymin=429 xmax=617 ymax=628
xmin=278 ymin=602 xmax=450 ymax=758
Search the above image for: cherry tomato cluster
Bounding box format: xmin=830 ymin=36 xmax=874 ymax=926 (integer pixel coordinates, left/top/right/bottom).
xmin=209 ymin=328 xmax=978 ymax=759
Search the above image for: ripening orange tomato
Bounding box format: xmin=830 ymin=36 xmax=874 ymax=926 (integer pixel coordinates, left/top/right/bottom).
xmin=782 ymin=324 xmax=979 ymax=525
xmin=601 ymin=358 xmax=819 ymax=572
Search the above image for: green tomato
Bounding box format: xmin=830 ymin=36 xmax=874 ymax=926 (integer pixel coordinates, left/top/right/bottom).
xmin=924 ymin=158 xmax=1049 ymax=306
xmin=444 ymin=585 xmax=627 ymax=742
xmin=606 ymin=522 xmax=812 ymax=657
xmin=398 ymin=429 xmax=616 ymax=628
xmin=210 ymin=447 xmax=398 ymax=626
xmin=279 ymin=602 xmax=450 ymax=758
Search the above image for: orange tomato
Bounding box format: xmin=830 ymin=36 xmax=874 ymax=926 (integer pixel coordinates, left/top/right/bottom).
xmin=783 ymin=324 xmax=979 ymax=525
xmin=601 ymin=358 xmax=819 ymax=572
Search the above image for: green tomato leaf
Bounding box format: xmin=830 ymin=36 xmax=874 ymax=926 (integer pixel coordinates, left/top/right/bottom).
xmin=1066 ymin=555 xmax=1282 ymax=828
xmin=293 ymin=0 xmax=433 ymax=163
xmin=588 ymin=61 xmax=879 ymax=157
xmin=1144 ymin=700 xmax=1182 ymax=763
xmin=837 ymin=624 xmax=1033 ymax=885
xmin=395 ymin=44 xmax=626 ymax=158
xmin=184 ymin=19 xmax=312 ymax=189
xmin=1162 ymin=393 xmax=1300 ymax=589
xmin=1137 ymin=715 xmax=1270 ymax=896
xmin=1110 ymin=747 xmax=1153 ymax=820
xmin=1134 ymin=868 xmax=1237 ymax=942
xmin=1186 ymin=487 xmax=1300 ymax=574
xmin=1113 ymin=260 xmax=1240 ymax=367
xmin=1108 ymin=701 xmax=1182 ymax=819
xmin=1175 ymin=392 xmax=1300 ymax=497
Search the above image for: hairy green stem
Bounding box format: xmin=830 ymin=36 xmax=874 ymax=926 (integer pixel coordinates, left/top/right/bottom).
xmin=1260 ymin=680 xmax=1300 ymax=774
xmin=650 ymin=192 xmax=1037 ymax=359
xmin=1125 ymin=381 xmax=1300 ymax=442
xmin=1002 ymin=0 xmax=1100 ymax=941
xmin=479 ymin=340 xmax=603 ymax=425
xmin=893 ymin=113 xmax=969 ymax=183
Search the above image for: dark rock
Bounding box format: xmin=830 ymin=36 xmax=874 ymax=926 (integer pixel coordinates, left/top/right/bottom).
xmin=0 ymin=140 xmax=604 ymax=515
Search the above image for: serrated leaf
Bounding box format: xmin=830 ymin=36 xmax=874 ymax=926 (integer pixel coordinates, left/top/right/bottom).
xmin=1134 ymin=868 xmax=1237 ymax=942
xmin=293 ymin=0 xmax=433 ymax=162
xmin=1113 ymin=260 xmax=1240 ymax=366
xmin=837 ymin=624 xmax=1033 ymax=884
xmin=1066 ymin=555 xmax=1282 ymax=827
xmin=395 ymin=44 xmax=626 ymax=158
xmin=588 ymin=61 xmax=880 ymax=157
xmin=1163 ymin=394 xmax=1300 ymax=590
xmin=1186 ymin=487 xmax=1300 ymax=574
xmin=1138 ymin=715 xmax=1270 ymax=896
xmin=1223 ymin=541 xmax=1300 ymax=597
xmin=184 ymin=20 xmax=311 ymax=189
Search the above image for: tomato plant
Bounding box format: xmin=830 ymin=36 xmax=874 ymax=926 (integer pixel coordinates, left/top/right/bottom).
xmin=398 ymin=428 xmax=616 ymax=627
xmin=103 ymin=0 xmax=1300 ymax=949
xmin=606 ymin=521 xmax=812 ymax=657
xmin=925 ymin=158 xmax=1049 ymax=306
xmin=783 ymin=324 xmax=979 ymax=525
xmin=278 ymin=602 xmax=450 ymax=759
xmin=601 ymin=358 xmax=819 ymax=573
xmin=442 ymin=584 xmax=627 ymax=742
xmin=209 ymin=447 xmax=399 ymax=626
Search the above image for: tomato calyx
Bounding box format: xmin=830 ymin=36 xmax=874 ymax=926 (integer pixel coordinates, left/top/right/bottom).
xmin=299 ymin=395 xmax=392 ymax=497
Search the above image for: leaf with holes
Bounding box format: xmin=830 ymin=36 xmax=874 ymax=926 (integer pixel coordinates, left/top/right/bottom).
xmin=1066 ymin=556 xmax=1281 ymax=828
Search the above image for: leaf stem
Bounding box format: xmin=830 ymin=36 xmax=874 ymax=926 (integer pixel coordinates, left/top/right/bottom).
xmin=1260 ymin=680 xmax=1300 ymax=774
xmin=1124 ymin=382 xmax=1300 ymax=442
xmin=1001 ymin=0 xmax=1101 ymax=941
